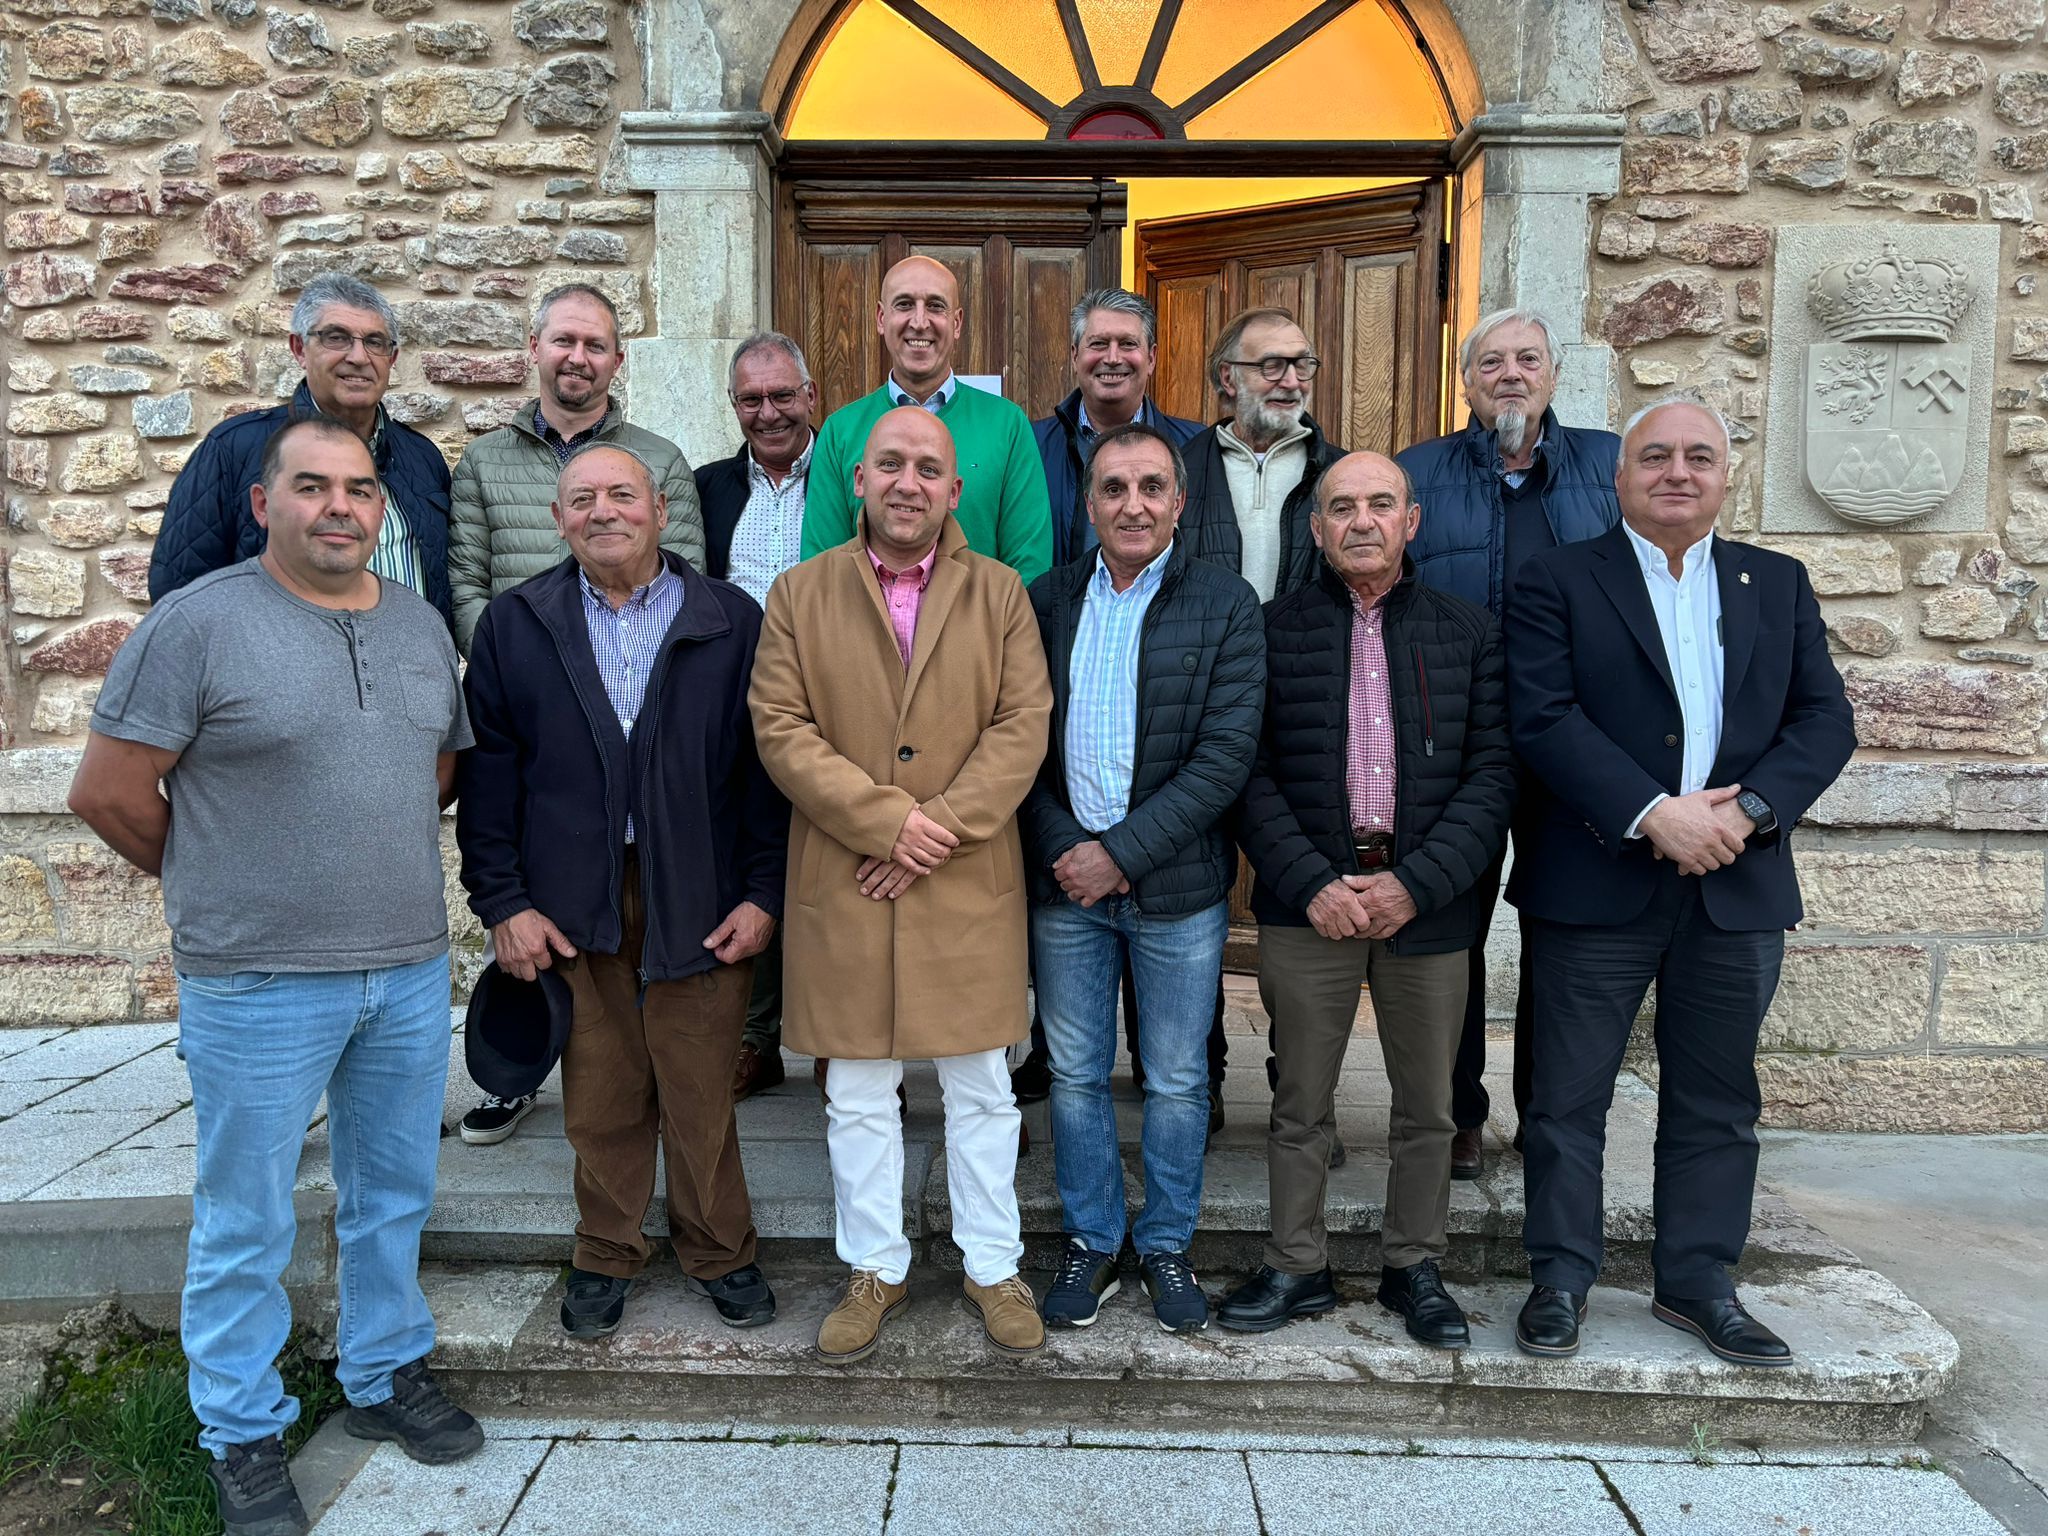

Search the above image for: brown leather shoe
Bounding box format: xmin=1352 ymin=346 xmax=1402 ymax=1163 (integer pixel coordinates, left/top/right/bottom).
xmin=1451 ymin=1127 xmax=1483 ymax=1180
xmin=816 ymin=1269 xmax=909 ymax=1363
xmin=732 ymin=1041 xmax=785 ymax=1101
xmin=963 ymin=1274 xmax=1045 ymax=1356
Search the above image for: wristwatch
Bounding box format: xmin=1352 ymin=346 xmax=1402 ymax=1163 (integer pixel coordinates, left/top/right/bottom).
xmin=1735 ymin=790 xmax=1777 ymax=838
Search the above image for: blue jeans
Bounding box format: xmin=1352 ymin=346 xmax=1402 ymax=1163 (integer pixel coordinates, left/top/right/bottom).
xmin=1032 ymin=896 xmax=1227 ymax=1257
xmin=176 ymin=953 xmax=451 ymax=1455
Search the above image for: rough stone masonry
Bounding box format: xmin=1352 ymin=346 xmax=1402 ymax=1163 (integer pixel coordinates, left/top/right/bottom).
xmin=1 ymin=0 xmax=2046 ymax=1132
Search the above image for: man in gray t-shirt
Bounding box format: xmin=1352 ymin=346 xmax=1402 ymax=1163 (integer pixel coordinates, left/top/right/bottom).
xmin=69 ymin=416 xmax=484 ymax=1532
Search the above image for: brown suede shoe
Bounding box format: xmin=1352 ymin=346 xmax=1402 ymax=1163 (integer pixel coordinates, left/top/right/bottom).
xmin=963 ymin=1274 xmax=1045 ymax=1357
xmin=1451 ymin=1127 xmax=1483 ymax=1181
xmin=816 ymin=1269 xmax=909 ymax=1364
xmin=732 ymin=1041 xmax=785 ymax=1101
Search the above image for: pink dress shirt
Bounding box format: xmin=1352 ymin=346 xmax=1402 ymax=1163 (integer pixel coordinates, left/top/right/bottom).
xmin=868 ymin=540 xmax=939 ymax=671
xmin=1345 ymin=589 xmax=1397 ymax=837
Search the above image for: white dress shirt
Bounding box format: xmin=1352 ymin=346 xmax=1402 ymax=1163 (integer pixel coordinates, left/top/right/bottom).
xmin=727 ymin=433 xmax=814 ymax=607
xmin=1623 ymin=520 xmax=1725 ymax=838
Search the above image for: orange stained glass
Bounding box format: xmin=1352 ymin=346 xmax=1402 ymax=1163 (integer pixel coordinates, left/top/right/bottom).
xmin=1073 ymin=0 xmax=1157 ymax=85
xmin=1151 ymin=0 xmax=1329 ymax=109
xmin=784 ymin=0 xmax=1047 ymax=138
xmin=916 ymin=0 xmax=1082 ymax=106
xmin=1185 ymin=0 xmax=1450 ymax=139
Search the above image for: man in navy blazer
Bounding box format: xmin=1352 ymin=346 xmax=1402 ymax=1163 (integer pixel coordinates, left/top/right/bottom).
xmin=1505 ymin=399 xmax=1854 ymax=1368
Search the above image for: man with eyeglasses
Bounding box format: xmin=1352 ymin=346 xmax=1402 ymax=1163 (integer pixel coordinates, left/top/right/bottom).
xmin=695 ymin=331 xmax=822 ymax=1102
xmin=151 ymin=273 xmax=456 ymax=629
xmin=1177 ymin=307 xmax=1345 ymax=605
xmin=445 ymin=281 xmax=708 ymax=1147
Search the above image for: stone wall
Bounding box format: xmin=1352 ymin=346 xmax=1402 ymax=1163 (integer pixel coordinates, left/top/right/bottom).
xmin=1597 ymin=0 xmax=2048 ymax=1130
xmin=0 ymin=0 xmax=652 ymax=740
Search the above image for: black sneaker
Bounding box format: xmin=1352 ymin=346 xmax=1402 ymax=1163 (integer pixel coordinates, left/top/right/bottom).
xmin=343 ymin=1358 xmax=484 ymax=1466
xmin=1140 ymin=1250 xmax=1211 ymax=1333
xmin=1040 ymin=1242 xmax=1119 ymax=1327
xmin=1206 ymin=1085 xmax=1224 ymax=1144
xmin=561 ymin=1267 xmax=631 ymax=1338
xmin=207 ymin=1436 xmax=308 ymax=1536
xmin=459 ymin=1092 xmax=538 ymax=1146
xmin=688 ymin=1262 xmax=776 ymax=1327
xmin=1010 ymin=1048 xmax=1052 ymax=1104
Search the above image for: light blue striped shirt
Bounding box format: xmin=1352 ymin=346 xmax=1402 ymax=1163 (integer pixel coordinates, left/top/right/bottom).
xmin=1063 ymin=546 xmax=1170 ymax=834
xmin=579 ymin=561 xmax=683 ymax=843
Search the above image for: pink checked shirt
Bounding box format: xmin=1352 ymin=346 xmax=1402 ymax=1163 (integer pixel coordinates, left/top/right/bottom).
xmin=868 ymin=540 xmax=939 ymax=671
xmin=1346 ymin=589 xmax=1397 ymax=837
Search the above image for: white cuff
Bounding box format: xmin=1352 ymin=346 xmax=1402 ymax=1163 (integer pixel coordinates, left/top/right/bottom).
xmin=1626 ymin=794 xmax=1668 ymax=840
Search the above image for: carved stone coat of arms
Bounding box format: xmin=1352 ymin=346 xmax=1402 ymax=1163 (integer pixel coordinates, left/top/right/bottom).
xmin=1803 ymin=244 xmax=1975 ymax=527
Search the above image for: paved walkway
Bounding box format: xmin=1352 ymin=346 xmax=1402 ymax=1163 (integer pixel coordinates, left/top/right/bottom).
xmin=298 ymin=1415 xmax=2007 ymax=1536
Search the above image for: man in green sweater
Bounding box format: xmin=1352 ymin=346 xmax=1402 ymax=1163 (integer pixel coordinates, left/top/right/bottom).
xmin=800 ymin=256 xmax=1051 ymax=585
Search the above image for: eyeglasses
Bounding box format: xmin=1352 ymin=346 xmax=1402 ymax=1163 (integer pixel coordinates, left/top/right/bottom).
xmin=732 ymin=389 xmax=802 ymax=413
xmin=307 ymin=327 xmax=397 ymax=358
xmin=1226 ymin=353 xmax=1320 ymax=382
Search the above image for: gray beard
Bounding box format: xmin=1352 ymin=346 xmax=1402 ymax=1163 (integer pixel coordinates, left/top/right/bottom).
xmin=1494 ymin=408 xmax=1530 ymax=459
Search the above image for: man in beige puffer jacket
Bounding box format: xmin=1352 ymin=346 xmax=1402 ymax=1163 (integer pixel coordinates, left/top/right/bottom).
xmin=448 ymin=283 xmax=706 ymax=656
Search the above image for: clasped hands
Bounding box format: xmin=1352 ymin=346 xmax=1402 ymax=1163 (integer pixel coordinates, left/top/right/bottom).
xmin=856 ymin=803 xmax=958 ymax=900
xmin=1641 ymin=783 xmax=1756 ymax=877
xmin=1306 ymin=871 xmax=1417 ymax=942
xmin=492 ymin=897 xmax=777 ymax=980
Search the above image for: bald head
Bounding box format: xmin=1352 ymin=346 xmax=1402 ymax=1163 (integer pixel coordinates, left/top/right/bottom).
xmin=1313 ymin=450 xmax=1420 ymax=600
xmin=877 ymin=255 xmax=963 ymax=400
xmin=856 ymin=406 xmax=961 ymax=568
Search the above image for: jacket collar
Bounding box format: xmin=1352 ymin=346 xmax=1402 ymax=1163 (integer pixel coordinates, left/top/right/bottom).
xmin=291 ymin=380 xmax=393 ymax=470
xmin=514 ymin=547 xmax=731 ymax=648
xmin=1053 ymin=389 xmax=1168 ymax=439
xmin=1316 ymin=551 xmax=1417 ymax=614
xmin=1051 ymin=533 xmax=1188 ymax=602
xmin=509 ymin=397 xmax=620 ymax=447
xmin=1461 ymin=404 xmax=1562 ymax=485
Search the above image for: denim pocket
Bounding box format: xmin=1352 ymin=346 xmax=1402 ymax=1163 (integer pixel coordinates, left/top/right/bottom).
xmin=175 ymin=969 xmax=279 ymax=998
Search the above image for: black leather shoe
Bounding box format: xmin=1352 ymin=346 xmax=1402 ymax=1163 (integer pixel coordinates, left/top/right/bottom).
xmin=561 ymin=1268 xmax=631 ymax=1338
xmin=1515 ymin=1284 xmax=1587 ymax=1357
xmin=1376 ymin=1258 xmax=1470 ymax=1349
xmin=1652 ymin=1292 xmax=1793 ymax=1367
xmin=1010 ymin=1048 xmax=1052 ymax=1104
xmin=1206 ymin=1085 xmax=1224 ymax=1144
xmin=689 ymin=1262 xmax=776 ymax=1328
xmin=1215 ymin=1265 xmax=1339 ymax=1333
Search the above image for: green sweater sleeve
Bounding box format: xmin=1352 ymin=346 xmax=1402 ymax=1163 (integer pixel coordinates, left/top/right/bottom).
xmin=994 ymin=406 xmax=1052 ymax=586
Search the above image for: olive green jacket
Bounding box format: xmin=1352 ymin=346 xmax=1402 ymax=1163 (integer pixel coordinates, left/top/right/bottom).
xmin=448 ymin=402 xmax=706 ymax=653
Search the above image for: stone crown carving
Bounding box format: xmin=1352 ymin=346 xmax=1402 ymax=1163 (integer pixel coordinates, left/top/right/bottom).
xmin=1806 ymin=242 xmax=1974 ymax=343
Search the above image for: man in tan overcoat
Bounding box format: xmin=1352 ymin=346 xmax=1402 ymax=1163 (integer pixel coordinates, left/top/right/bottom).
xmin=751 ymin=407 xmax=1054 ymax=1364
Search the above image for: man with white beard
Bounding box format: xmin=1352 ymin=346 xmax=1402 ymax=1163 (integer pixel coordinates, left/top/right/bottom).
xmin=1395 ymin=309 xmax=1620 ymax=1180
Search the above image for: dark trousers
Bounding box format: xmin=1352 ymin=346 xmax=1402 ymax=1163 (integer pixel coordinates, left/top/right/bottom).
xmin=1451 ymin=853 xmax=1535 ymax=1132
xmin=1521 ymin=866 xmax=1783 ymax=1300
xmin=559 ymin=848 xmax=760 ymax=1280
xmin=741 ymin=928 xmax=782 ymax=1052
xmin=1030 ymin=946 xmax=1228 ymax=1087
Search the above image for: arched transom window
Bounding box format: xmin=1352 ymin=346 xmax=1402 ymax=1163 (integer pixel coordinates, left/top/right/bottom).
xmin=786 ymin=0 xmax=1455 ymax=142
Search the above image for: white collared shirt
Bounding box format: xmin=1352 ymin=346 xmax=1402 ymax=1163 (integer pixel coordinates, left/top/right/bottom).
xmin=727 ymin=433 xmax=814 ymax=607
xmin=1623 ymin=520 xmax=1725 ymax=838
xmin=888 ymin=372 xmax=957 ymax=413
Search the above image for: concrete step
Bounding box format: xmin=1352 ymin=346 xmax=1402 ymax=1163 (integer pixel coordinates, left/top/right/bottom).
xmin=421 ymin=1257 xmax=1957 ymax=1446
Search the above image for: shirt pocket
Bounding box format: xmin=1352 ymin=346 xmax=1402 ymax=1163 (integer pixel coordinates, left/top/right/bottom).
xmin=398 ymin=662 xmax=457 ymax=734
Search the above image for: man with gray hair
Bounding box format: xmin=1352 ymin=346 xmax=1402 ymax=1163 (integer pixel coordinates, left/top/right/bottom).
xmin=151 ymin=273 xmax=456 ymax=627
xmin=694 ymin=330 xmax=821 ymax=1099
xmin=1032 ymin=288 xmax=1203 ymax=568
xmin=1394 ymin=308 xmax=1621 ymax=1179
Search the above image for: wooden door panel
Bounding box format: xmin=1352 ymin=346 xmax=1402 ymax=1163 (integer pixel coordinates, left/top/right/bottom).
xmin=776 ymin=180 xmax=1125 ymax=423
xmin=1154 ymin=274 xmax=1221 ymax=422
xmin=1340 ymin=254 xmax=1412 ymax=456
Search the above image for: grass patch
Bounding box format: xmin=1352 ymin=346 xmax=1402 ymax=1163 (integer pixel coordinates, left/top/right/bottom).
xmin=1686 ymin=1420 xmax=1723 ymax=1467
xmin=0 ymin=1317 xmax=340 ymax=1536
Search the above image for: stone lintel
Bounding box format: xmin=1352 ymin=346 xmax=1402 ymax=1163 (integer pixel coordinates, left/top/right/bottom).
xmin=619 ymin=111 xmax=778 ymax=194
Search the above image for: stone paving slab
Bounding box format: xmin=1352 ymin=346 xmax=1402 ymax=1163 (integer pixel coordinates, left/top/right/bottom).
xmin=3 ymin=1022 xmax=165 ymax=1081
xmin=887 ymin=1444 xmax=1263 ymax=1535
xmin=314 ymin=1440 xmax=549 ymax=1536
xmin=1600 ymin=1460 xmax=2011 ymax=1535
xmin=1246 ymin=1450 xmax=1636 ymax=1534
xmin=499 ymin=1438 xmax=898 ymax=1535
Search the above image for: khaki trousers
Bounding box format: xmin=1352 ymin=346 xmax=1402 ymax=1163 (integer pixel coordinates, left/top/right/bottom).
xmin=559 ymin=848 xmax=760 ymax=1279
xmin=1258 ymin=923 xmax=1467 ymax=1272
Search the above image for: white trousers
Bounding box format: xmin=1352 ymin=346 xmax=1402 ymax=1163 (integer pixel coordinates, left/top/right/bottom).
xmin=825 ymin=1049 xmax=1024 ymax=1286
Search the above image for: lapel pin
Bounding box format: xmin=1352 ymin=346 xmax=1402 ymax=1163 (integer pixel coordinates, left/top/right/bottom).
xmin=1739 ymin=572 xmax=1751 ymax=584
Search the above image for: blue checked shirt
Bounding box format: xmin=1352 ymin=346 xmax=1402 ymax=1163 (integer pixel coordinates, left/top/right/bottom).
xmin=1063 ymin=546 xmax=1170 ymax=833
xmin=578 ymin=562 xmax=683 ymax=843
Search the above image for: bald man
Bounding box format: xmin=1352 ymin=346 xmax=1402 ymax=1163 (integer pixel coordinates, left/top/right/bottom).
xmin=754 ymin=407 xmax=1053 ymax=1365
xmin=801 ymin=256 xmax=1052 ymax=584
xmin=458 ymin=441 xmax=788 ymax=1342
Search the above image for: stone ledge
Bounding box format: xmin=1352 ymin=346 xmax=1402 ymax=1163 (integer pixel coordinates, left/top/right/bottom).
xmin=1759 ymin=1051 xmax=2048 ymax=1132
xmin=1809 ymin=760 xmax=2048 ymax=831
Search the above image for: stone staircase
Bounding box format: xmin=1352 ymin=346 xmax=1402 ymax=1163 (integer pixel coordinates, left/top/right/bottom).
xmin=0 ymin=997 xmax=1959 ymax=1446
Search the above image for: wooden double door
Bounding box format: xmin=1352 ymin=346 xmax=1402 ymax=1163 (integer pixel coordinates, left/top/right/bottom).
xmin=775 ymin=175 xmax=1447 ymax=451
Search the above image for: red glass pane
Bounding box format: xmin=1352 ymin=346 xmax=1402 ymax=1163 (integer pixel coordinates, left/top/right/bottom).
xmin=1068 ymin=106 xmax=1165 ymax=140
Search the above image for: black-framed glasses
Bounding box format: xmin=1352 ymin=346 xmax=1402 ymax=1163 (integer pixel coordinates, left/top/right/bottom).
xmin=307 ymin=326 xmax=397 ymax=358
xmin=1226 ymin=353 xmax=1320 ymax=382
xmin=732 ymin=388 xmax=802 ymax=413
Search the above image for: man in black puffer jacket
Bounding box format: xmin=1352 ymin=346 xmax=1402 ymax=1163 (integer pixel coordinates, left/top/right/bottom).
xmin=1022 ymin=422 xmax=1264 ymax=1336
xmin=1216 ymin=450 xmax=1515 ymax=1350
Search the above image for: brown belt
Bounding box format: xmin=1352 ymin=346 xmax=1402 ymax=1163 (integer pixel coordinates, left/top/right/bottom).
xmin=1352 ymin=831 xmax=1393 ymax=870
